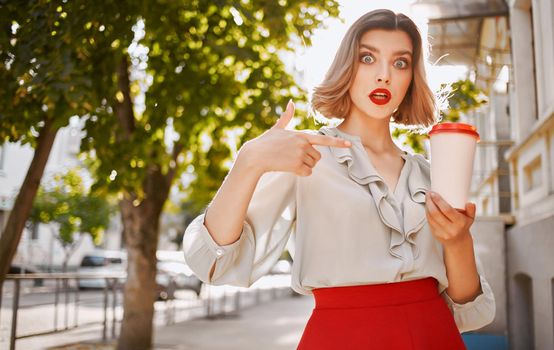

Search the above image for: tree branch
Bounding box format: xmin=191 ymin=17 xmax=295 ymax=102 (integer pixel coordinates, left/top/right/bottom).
xmin=116 ymin=55 xmax=135 ymax=138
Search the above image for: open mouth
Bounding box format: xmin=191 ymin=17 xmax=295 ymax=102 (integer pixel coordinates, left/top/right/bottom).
xmin=369 ymin=89 xmax=391 ymax=105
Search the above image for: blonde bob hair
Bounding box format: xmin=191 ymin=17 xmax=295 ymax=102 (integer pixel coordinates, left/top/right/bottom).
xmin=311 ymin=9 xmax=437 ymax=127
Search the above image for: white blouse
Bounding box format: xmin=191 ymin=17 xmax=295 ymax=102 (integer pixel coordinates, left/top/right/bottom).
xmin=183 ymin=126 xmax=496 ymax=333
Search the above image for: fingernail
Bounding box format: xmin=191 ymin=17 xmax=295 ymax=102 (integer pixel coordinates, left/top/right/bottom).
xmin=430 ymin=192 xmax=437 ymax=198
xmin=287 ymin=99 xmax=293 ymax=109
xmin=344 ymin=140 xmax=351 ymax=146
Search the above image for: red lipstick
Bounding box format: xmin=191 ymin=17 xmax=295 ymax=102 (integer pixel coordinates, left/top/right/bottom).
xmin=369 ymin=88 xmax=392 ymax=105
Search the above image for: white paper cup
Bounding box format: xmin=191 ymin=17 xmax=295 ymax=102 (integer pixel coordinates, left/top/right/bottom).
xmin=429 ymin=122 xmax=480 ymax=211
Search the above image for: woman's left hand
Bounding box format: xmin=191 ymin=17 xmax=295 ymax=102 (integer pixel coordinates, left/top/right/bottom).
xmin=425 ymin=191 xmax=476 ymax=248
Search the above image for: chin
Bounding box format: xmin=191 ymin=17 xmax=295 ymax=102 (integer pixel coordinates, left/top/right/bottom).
xmin=353 ymin=101 xmax=394 ymax=120
xmin=363 ymin=109 xmax=393 ymax=120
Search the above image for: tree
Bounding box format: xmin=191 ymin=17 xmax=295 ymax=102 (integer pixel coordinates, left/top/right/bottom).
xmin=30 ymin=168 xmax=113 ymax=271
xmin=0 ymin=1 xmax=120 ymax=292
xmin=77 ymin=2 xmax=340 ymax=349
xmin=2 ymin=3 xmax=354 ymax=348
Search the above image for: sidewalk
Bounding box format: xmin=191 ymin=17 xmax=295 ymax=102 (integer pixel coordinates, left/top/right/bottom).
xmin=153 ymin=294 xmax=314 ymax=350
xmin=41 ymin=293 xmax=314 ymax=350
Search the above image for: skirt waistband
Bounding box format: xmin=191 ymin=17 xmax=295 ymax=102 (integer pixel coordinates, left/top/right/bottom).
xmin=312 ymin=277 xmax=439 ymax=309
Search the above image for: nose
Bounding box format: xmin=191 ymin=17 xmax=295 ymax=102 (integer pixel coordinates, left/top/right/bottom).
xmin=375 ymin=63 xmax=391 ymax=85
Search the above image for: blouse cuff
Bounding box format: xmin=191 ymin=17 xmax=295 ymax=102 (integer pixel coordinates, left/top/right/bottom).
xmin=183 ymin=213 xmax=254 ymax=285
xmin=442 ymin=274 xmax=496 ymax=333
xmin=197 ymin=213 xmax=247 ymax=259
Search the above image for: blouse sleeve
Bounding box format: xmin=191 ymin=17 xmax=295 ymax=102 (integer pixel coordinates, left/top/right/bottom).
xmin=182 ymin=169 xmax=297 ymax=288
xmin=440 ymin=254 xmax=496 ymax=333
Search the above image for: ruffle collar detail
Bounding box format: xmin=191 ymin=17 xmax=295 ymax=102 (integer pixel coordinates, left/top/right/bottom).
xmin=318 ymin=126 xmax=430 ymax=261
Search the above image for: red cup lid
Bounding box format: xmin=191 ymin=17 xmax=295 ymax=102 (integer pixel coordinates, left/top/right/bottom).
xmin=429 ymin=122 xmax=480 ymax=141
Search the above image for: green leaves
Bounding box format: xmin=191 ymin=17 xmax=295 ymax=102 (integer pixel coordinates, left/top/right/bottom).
xmin=30 ymin=168 xmax=114 ymax=246
xmin=2 ymin=0 xmax=341 ymax=225
xmin=0 ymin=1 xmax=133 ymax=147
xmin=62 ymin=0 xmax=338 ymax=214
xmin=439 ymin=79 xmax=488 ymax=122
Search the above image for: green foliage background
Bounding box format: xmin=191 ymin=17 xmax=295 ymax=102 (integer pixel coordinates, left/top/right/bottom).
xmin=30 ymin=168 xmax=114 ymax=245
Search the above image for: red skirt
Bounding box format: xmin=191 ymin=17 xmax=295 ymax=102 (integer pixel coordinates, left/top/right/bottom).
xmin=297 ymin=277 xmax=466 ymax=350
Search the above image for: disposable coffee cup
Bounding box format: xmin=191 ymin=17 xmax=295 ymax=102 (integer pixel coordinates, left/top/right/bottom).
xmin=429 ymin=122 xmax=480 ymax=212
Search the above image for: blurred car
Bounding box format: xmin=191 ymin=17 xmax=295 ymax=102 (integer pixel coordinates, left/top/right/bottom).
xmin=156 ymin=250 xmax=203 ymax=298
xmin=78 ymin=250 xmax=127 ymax=289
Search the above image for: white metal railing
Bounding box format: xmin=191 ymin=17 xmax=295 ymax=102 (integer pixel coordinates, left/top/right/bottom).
xmin=0 ymin=272 xmax=293 ymax=350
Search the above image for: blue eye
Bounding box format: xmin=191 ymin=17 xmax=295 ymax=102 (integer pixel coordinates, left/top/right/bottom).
xmin=360 ymin=54 xmax=375 ymax=64
xmin=394 ymin=59 xmax=409 ymax=69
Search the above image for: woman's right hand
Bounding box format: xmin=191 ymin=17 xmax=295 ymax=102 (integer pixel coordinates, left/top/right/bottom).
xmin=240 ymin=100 xmax=352 ymax=177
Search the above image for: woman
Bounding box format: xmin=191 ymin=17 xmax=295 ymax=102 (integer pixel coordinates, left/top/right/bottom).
xmin=183 ymin=9 xmax=495 ymax=349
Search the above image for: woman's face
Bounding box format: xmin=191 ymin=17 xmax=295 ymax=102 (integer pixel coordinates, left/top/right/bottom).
xmin=348 ymin=29 xmax=414 ymax=121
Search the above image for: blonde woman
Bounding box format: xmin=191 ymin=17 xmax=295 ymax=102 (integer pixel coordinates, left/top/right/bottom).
xmin=183 ymin=9 xmax=495 ymax=349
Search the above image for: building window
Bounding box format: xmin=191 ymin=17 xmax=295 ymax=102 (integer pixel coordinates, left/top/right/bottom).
xmin=30 ymin=222 xmax=39 ymax=240
xmin=523 ymin=155 xmax=542 ymax=192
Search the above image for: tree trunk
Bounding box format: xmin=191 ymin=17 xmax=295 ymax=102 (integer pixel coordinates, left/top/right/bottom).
xmin=116 ymin=166 xmax=174 ymax=350
xmin=114 ymin=53 xmax=181 ymax=350
xmin=0 ymin=119 xmax=58 ymax=291
xmin=61 ymin=236 xmax=82 ymax=273
xmin=62 ymin=247 xmax=71 ymax=273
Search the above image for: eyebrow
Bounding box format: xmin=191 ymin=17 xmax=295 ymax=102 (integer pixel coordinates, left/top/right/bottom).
xmin=359 ymin=44 xmax=412 ymax=57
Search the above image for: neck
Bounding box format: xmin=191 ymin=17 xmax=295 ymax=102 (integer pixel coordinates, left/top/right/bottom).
xmin=337 ymin=112 xmax=400 ymax=155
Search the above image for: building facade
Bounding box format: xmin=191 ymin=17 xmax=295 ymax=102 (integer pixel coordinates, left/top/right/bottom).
xmin=414 ymin=0 xmax=554 ymax=349
xmin=504 ymin=1 xmax=554 ymax=349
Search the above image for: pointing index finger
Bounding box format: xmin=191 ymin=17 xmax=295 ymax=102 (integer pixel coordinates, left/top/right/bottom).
xmin=302 ymin=133 xmax=352 ymax=148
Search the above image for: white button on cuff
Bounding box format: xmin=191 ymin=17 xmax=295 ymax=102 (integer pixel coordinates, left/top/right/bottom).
xmin=215 ymin=249 xmax=224 ymax=257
